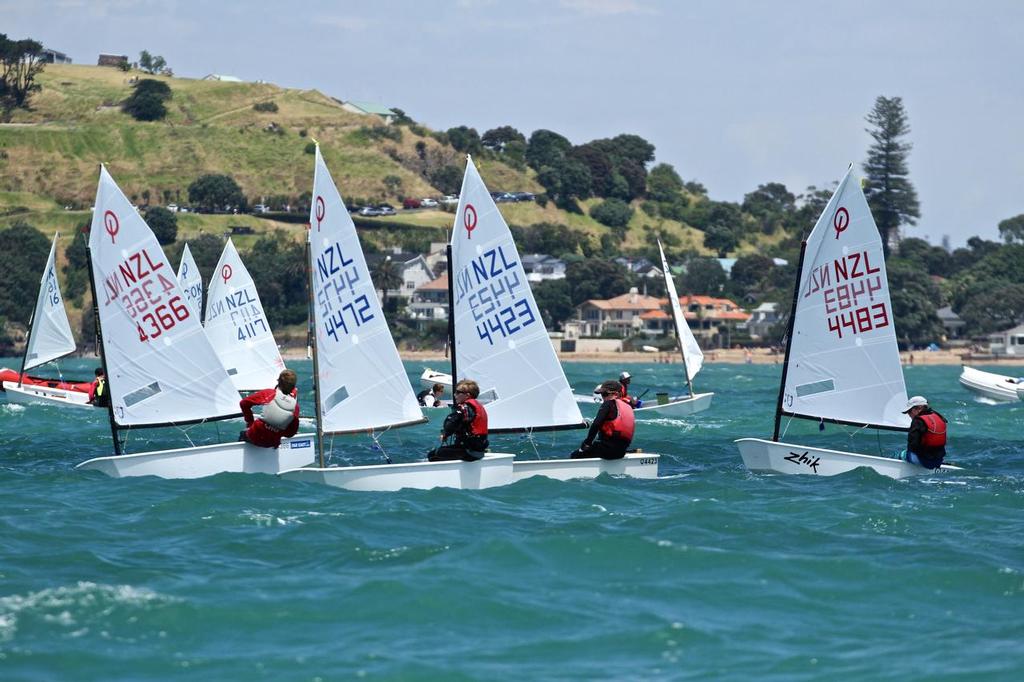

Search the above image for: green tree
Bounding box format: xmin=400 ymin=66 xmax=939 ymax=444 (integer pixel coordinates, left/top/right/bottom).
xmin=681 ymin=258 xmax=727 ymax=295
xmin=531 ymin=279 xmax=574 ymax=329
xmin=703 ymin=225 xmax=738 ymax=258
xmin=481 ymin=126 xmax=525 ymax=151
xmin=730 ymin=254 xmax=774 ymax=293
xmin=564 ymin=259 xmax=632 ymax=306
xmin=371 ymin=256 xmax=403 ymax=315
xmin=998 ymin=214 xmax=1024 ymax=244
xmin=742 ymin=182 xmax=796 ymax=235
xmin=138 ymin=50 xmax=167 ymax=75
xmin=526 ymin=129 xmax=572 ymax=170
xmin=144 ymin=206 xmax=178 ymax=245
xmin=188 ymin=174 xmax=246 ymax=213
xmin=0 ymin=34 xmax=46 ymax=117
xmin=445 ymin=126 xmax=482 ymax=154
xmin=646 ymin=163 xmax=684 ymax=202
xmin=509 ymin=223 xmax=588 ymax=256
xmin=863 ymin=96 xmax=920 ymax=255
xmin=62 ymin=227 xmax=90 ymax=302
xmin=888 ymin=261 xmax=943 ymax=346
xmin=0 ymin=222 xmax=50 ymax=324
xmin=244 ymin=234 xmax=306 ymax=327
xmin=957 ymin=283 xmax=1024 ymax=335
xmin=429 ymin=164 xmax=462 ymax=195
xmin=122 ymin=78 xmax=172 ymax=121
xmin=590 ymin=198 xmax=633 ymax=229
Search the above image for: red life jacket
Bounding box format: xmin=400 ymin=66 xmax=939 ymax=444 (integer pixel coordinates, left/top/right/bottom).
xmin=465 ymin=398 xmax=488 ymax=435
xmin=619 ymin=383 xmax=632 ymax=403
xmin=600 ymin=398 xmax=635 ymax=441
xmin=920 ymin=412 xmax=947 ymax=448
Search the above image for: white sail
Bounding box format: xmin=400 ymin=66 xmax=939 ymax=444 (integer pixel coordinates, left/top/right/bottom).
xmin=203 ymin=239 xmax=284 ymax=391
xmin=309 ymin=145 xmax=424 ymax=432
xmin=88 ymin=166 xmax=241 ymax=426
xmin=24 ymin=233 xmax=77 ymax=370
xmin=450 ymin=156 xmax=584 ymax=431
xmin=176 ymin=243 xmax=203 ymax=318
xmin=782 ymin=167 xmax=909 ymax=429
xmin=658 ymin=240 xmax=703 ymax=383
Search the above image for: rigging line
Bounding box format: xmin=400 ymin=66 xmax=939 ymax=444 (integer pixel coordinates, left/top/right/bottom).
xmin=781 ymin=414 xmax=794 ymax=440
xmin=369 ymin=426 xmax=394 ymax=464
xmin=520 ymin=426 xmax=541 ymax=460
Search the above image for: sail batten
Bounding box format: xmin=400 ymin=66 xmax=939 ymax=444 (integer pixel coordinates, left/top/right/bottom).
xmin=781 ymin=168 xmax=910 ymax=429
xmin=24 ymin=233 xmax=77 ymax=370
xmin=309 ymin=146 xmax=424 ymax=433
xmin=450 ymin=156 xmax=584 ymax=431
xmin=203 ymin=239 xmax=284 ymax=391
xmin=88 ymin=166 xmax=241 ymax=426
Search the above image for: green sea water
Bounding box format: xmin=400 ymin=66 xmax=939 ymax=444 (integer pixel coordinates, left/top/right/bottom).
xmin=1 ymin=358 xmax=1021 ymax=681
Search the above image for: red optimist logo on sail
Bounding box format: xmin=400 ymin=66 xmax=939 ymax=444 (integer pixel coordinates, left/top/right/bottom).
xmin=463 ymin=204 xmax=477 ymax=239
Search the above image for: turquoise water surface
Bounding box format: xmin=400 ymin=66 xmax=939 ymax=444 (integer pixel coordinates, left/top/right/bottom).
xmin=1 ymin=358 xmax=1021 ymax=681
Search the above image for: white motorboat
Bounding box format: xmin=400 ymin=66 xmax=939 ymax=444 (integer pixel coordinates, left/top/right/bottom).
xmin=958 ymin=365 xmax=1023 ymax=402
xmin=75 ymin=166 xmax=315 ymax=479
xmin=734 ymin=167 xmax=961 ymax=479
xmin=419 ymin=367 xmax=452 ymax=396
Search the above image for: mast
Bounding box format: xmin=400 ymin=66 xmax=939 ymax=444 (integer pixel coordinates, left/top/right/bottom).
xmin=306 ymin=229 xmax=326 ymax=468
xmin=772 ymin=240 xmax=807 ymax=442
xmin=86 ymin=244 xmax=122 ymax=456
xmin=446 ymin=244 xmax=458 ymax=397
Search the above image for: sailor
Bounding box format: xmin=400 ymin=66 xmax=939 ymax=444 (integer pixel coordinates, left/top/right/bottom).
xmin=618 ymin=371 xmax=641 ymax=408
xmin=239 ymin=369 xmax=300 ymax=449
xmin=897 ymin=395 xmax=948 ymax=469
xmin=417 ymin=383 xmax=445 ymax=408
xmin=427 ymin=379 xmax=488 ymax=462
xmin=88 ymin=367 xmax=110 ymax=408
xmin=570 ymin=379 xmax=635 ymax=460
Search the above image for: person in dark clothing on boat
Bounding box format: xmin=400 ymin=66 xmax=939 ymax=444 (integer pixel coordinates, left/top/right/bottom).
xmin=570 ymin=380 xmax=635 ymax=460
xmin=896 ymin=395 xmax=948 ymax=469
xmin=88 ymin=367 xmax=110 ymax=408
xmin=417 ymin=383 xmax=445 ymax=407
xmin=427 ymin=379 xmax=488 ymax=462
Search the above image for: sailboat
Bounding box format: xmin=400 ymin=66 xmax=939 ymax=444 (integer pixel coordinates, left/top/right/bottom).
xmin=204 ymin=239 xmax=285 ymax=392
xmin=734 ymin=167 xmax=960 ymax=478
xmin=1 ymin=233 xmax=94 ymax=409
xmin=627 ymin=240 xmax=714 ymax=417
xmin=957 ymin=366 xmax=1023 ymax=403
xmin=278 ymin=145 xmax=515 ymax=491
xmin=176 ymin=242 xmax=203 ymax=319
xmin=447 ymin=156 xmax=659 ymax=482
xmin=75 ymin=166 xmax=315 ymax=479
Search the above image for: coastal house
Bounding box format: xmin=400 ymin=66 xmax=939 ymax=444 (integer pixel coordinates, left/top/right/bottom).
xmin=744 ymin=302 xmax=781 ymax=340
xmin=97 ymin=53 xmax=128 ymax=68
xmin=521 ymin=254 xmax=566 ymax=282
xmin=341 ymin=100 xmax=397 ymax=124
xmin=936 ymin=306 xmax=966 ymax=340
xmin=638 ymin=295 xmax=752 ymax=346
xmin=575 ymin=288 xmax=664 ymax=337
xmin=365 ymin=249 xmax=434 ymax=301
xmin=41 ymin=48 xmax=72 ymax=64
xmin=987 ymin=323 xmax=1024 ymax=356
xmin=408 ymin=273 xmax=449 ymax=326
xmin=614 ymin=256 xmax=662 ymax=279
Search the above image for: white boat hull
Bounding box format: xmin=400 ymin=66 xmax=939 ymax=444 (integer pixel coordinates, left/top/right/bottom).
xmin=76 ymin=434 xmax=317 ymax=479
xmin=419 ymin=368 xmax=452 ymax=396
xmin=279 ymin=453 xmax=515 ymax=491
xmin=958 ymin=366 xmax=1022 ymax=403
xmin=735 ymin=437 xmax=961 ymax=479
xmin=511 ymin=453 xmax=660 ymax=482
xmin=635 ymin=392 xmax=714 ymax=417
xmin=2 ymin=381 xmax=93 ymax=409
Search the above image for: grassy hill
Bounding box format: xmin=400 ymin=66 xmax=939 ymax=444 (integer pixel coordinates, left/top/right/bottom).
xmin=0 ymin=64 xmax=722 ymax=259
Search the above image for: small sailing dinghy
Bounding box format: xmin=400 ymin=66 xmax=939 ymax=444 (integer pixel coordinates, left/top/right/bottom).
xmin=447 ymin=156 xmax=659 ymax=482
xmin=278 ymin=145 xmax=515 ymax=491
xmin=2 ymin=233 xmax=93 ymax=409
xmin=419 ymin=367 xmax=452 ymax=395
xmin=76 ymin=166 xmax=315 ymax=479
xmin=734 ymin=167 xmax=960 ymax=479
xmin=629 ymin=241 xmax=714 ymax=417
xmin=958 ymin=366 xmax=1023 ymax=403
xmin=176 ymin=242 xmax=204 ymax=319
xmin=204 ymin=238 xmax=286 ymax=392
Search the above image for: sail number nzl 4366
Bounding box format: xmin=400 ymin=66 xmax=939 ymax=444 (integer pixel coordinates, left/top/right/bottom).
xmin=102 ymin=247 xmax=190 ymax=342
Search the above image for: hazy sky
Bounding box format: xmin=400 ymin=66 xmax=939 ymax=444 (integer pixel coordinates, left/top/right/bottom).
xmin=4 ymin=0 xmax=1022 ymax=246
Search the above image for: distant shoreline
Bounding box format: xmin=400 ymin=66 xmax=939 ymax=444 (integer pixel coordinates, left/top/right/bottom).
xmin=277 ymin=346 xmax=1024 ymax=366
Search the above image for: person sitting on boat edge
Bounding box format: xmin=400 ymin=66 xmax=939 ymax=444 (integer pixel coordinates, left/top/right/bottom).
xmin=238 ymin=369 xmax=300 ymax=449
xmin=427 ymin=379 xmax=488 ymax=462
xmin=618 ymin=371 xmax=642 ymax=408
xmin=417 ymin=383 xmax=445 ymax=408
xmin=570 ymin=380 xmax=635 ymax=460
xmin=88 ymin=367 xmax=110 ymax=408
xmin=895 ymin=395 xmax=947 ymax=469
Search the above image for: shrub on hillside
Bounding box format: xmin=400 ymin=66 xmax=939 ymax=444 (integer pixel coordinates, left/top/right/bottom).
xmin=144 ymin=206 xmax=177 ymax=244
xmin=253 ymin=101 xmax=278 ymax=113
xmin=590 ymin=198 xmax=634 ymax=229
xmin=122 ymin=78 xmax=172 ymax=121
xmin=188 ymin=174 xmax=246 ymax=213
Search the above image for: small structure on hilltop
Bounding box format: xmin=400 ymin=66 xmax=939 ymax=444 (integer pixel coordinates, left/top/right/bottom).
xmin=97 ymin=53 xmax=128 ymax=68
xmin=341 ymin=100 xmax=397 ymax=124
xmin=41 ymin=47 xmax=72 ymax=64
xmin=203 ymin=74 xmax=243 ymax=82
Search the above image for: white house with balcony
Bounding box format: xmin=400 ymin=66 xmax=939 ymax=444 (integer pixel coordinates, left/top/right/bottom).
xmin=521 ymin=254 xmax=567 ymax=282
xmin=988 ymin=323 xmax=1024 ymax=356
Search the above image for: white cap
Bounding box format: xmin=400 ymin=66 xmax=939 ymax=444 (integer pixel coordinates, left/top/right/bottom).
xmin=620 ymin=371 xmax=631 ymax=380
xmin=902 ymin=395 xmax=928 ymax=413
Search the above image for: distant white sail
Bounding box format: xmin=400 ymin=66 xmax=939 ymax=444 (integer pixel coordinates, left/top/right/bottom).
xmin=24 ymin=233 xmax=77 ymax=370
xmin=204 ymin=239 xmax=284 ymax=391
xmin=177 ymin=243 xmax=203 ymax=318
xmin=658 ymin=240 xmax=703 ymax=382
xmin=450 ymin=156 xmax=584 ymax=431
xmin=88 ymin=166 xmax=240 ymax=426
xmin=782 ymin=168 xmax=909 ymax=429
xmin=309 ymin=145 xmax=424 ymax=433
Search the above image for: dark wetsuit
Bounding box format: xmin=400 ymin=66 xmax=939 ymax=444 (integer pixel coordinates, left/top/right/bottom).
xmin=570 ymin=399 xmax=631 ymax=460
xmin=907 ymin=408 xmax=947 ymax=469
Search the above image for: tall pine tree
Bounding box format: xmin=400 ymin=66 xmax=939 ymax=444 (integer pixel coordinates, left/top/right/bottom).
xmin=863 ymin=96 xmax=920 ymax=256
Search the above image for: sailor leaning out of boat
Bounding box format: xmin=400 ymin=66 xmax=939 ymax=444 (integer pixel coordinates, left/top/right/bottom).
xmin=895 ymin=396 xmax=948 ymax=469
xmin=427 ymin=379 xmax=489 ymax=462
xmin=238 ymin=369 xmax=300 ymax=448
xmin=570 ymin=380 xmax=636 ymax=461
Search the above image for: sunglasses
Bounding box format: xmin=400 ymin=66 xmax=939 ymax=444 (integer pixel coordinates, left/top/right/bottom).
xmin=454 ymin=389 xmax=469 ymax=395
